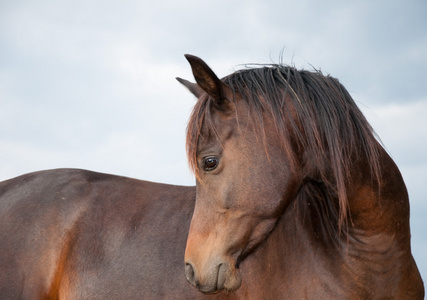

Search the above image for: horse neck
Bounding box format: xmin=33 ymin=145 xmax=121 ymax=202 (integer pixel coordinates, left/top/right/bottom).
xmin=240 ymin=148 xmax=415 ymax=296
xmin=296 ymin=144 xmax=410 ymax=240
xmin=345 ymin=146 xmax=410 ymax=238
xmin=285 ymin=144 xmax=413 ymax=268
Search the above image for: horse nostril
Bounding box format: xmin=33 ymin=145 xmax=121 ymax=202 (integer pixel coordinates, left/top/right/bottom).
xmin=185 ymin=262 xmax=196 ymax=286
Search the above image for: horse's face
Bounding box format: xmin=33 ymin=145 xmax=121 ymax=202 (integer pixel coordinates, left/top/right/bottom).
xmin=180 ymin=55 xmax=302 ymax=293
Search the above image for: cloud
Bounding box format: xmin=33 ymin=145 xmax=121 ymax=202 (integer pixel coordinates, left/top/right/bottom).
xmin=1 ymin=0 xmax=426 ymax=282
xmin=362 ymin=100 xmax=427 ymax=203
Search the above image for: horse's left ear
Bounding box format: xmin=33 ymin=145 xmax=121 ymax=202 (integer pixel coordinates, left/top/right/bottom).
xmin=184 ymin=54 xmax=230 ymax=109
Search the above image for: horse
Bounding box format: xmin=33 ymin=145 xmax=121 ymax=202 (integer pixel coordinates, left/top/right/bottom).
xmin=0 ymin=55 xmax=423 ymax=299
xmin=179 ymin=55 xmax=424 ymax=299
xmin=0 ymin=169 xmax=201 ymax=299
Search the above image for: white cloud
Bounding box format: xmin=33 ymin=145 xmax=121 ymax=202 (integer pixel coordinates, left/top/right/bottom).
xmin=1 ymin=0 xmax=426 ymax=282
xmin=363 ymin=100 xmax=427 ymax=165
xmin=362 ymin=100 xmax=427 ymax=207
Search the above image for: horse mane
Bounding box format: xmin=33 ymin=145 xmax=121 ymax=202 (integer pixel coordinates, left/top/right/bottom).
xmin=186 ymin=64 xmax=382 ymax=231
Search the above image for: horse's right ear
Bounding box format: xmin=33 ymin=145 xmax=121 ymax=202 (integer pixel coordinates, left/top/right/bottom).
xmin=176 ymin=77 xmax=204 ymax=99
xmin=183 ymin=54 xmax=230 ymax=109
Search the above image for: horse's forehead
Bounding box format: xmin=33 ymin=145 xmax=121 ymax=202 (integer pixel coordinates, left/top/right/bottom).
xmin=199 ymin=114 xmax=236 ymax=146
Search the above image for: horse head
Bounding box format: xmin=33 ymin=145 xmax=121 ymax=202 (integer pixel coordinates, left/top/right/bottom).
xmin=179 ymin=55 xmax=303 ymax=293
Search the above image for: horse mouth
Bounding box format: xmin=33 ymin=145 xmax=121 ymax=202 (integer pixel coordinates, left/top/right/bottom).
xmin=185 ymin=259 xmax=242 ymax=294
xmin=196 ymin=264 xmax=227 ymax=294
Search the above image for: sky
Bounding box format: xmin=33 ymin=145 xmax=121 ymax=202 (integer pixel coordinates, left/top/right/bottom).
xmin=1 ymin=0 xmax=426 ymax=283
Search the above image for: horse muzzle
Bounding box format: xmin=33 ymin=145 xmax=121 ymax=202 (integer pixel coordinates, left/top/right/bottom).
xmin=184 ymin=257 xmax=242 ymax=293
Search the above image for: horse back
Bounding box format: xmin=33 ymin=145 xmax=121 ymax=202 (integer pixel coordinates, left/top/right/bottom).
xmin=0 ymin=169 xmax=197 ymax=299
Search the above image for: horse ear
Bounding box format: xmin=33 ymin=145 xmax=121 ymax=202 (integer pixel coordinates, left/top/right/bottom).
xmin=176 ymin=77 xmax=204 ymax=98
xmin=184 ymin=54 xmax=230 ymax=108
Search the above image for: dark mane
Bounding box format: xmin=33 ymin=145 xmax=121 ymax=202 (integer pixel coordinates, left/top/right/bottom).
xmin=186 ymin=64 xmax=382 ymax=230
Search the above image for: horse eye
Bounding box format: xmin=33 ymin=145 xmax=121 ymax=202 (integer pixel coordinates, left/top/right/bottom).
xmin=203 ymin=157 xmax=219 ymax=171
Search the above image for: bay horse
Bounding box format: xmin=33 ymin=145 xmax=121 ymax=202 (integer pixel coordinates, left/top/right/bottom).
xmin=179 ymin=55 xmax=424 ymax=298
xmin=0 ymin=55 xmax=423 ymax=299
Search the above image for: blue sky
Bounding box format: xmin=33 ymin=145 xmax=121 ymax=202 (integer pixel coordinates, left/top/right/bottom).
xmin=1 ymin=0 xmax=426 ymax=283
